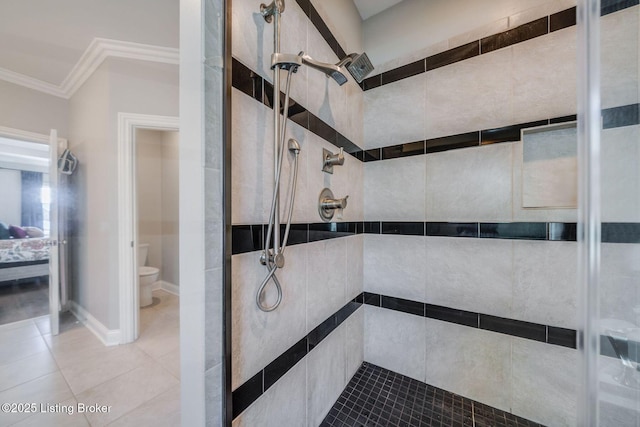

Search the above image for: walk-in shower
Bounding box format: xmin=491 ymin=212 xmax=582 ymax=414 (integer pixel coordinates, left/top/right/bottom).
xmin=256 ymin=0 xmax=373 ymax=312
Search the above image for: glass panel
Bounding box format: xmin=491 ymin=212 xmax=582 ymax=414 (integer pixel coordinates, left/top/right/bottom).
xmin=598 ymin=1 xmax=640 ymax=425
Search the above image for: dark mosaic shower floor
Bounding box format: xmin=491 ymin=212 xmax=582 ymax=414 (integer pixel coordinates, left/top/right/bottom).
xmin=321 ymin=362 xmax=544 ymax=427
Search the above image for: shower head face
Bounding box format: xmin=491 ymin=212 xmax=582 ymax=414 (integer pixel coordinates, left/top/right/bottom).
xmin=330 ymin=70 xmax=348 ymax=86
xmin=346 ymin=52 xmax=375 ymax=83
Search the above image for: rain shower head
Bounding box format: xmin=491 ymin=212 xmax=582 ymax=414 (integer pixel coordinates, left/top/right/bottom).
xmin=337 ymin=52 xmax=375 ymax=84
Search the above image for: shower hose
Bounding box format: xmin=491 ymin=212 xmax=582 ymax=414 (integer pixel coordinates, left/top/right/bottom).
xmin=256 ymin=68 xmax=300 ymax=312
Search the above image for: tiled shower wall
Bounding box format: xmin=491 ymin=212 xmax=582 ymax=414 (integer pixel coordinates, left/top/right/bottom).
xmin=231 ymin=0 xmax=364 ymax=425
xmin=363 ymin=4 xmax=639 ymax=427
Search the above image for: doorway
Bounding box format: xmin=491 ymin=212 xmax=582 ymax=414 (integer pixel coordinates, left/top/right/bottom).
xmin=117 ymin=113 xmax=179 ymax=344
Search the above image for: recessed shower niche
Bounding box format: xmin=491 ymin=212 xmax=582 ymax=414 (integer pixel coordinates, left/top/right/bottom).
xmin=522 ymin=122 xmax=578 ymax=209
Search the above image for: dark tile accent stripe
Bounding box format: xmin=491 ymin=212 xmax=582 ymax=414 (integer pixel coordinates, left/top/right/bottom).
xmin=363 ymin=148 xmax=382 ymax=162
xmin=602 ymin=223 xmax=640 ymax=244
xmin=548 ymin=326 xmax=577 ymax=348
xmin=381 ymin=60 xmax=425 ymax=86
xmin=381 ymin=222 xmax=424 ymax=236
xmin=549 ymin=223 xmax=577 ymax=241
xmin=382 ymin=295 xmax=424 ymax=317
xmin=382 ymin=141 xmax=425 ymax=160
xmin=427 ymin=41 xmax=479 ymax=71
xmin=263 ymin=337 xmax=307 ymax=390
xmin=602 ymin=103 xmax=640 ymax=129
xmin=232 ymin=371 xmax=262 ymax=418
xmin=601 ymin=0 xmax=640 ymax=16
xmin=481 ymin=120 xmax=548 ymax=145
xmin=481 ymin=17 xmax=548 ymax=54
xmin=550 ymin=7 xmax=577 ymax=32
xmin=479 ymin=314 xmax=547 ymax=342
xmin=426 ymin=222 xmax=478 ymax=238
xmin=294 ymin=0 xmax=346 ymax=63
xmin=232 ymin=295 xmax=364 ymax=419
xmin=426 ymin=132 xmax=479 ymax=154
xmin=479 ymin=222 xmax=547 ymax=240
xmin=309 ymin=222 xmax=356 ymax=242
xmin=232 ymin=222 xmax=640 ymax=252
xmin=361 ymin=74 xmax=381 ymax=91
xmin=426 ymin=304 xmax=478 ymax=328
xmin=550 ymin=114 xmax=577 ymax=124
xmin=363 ymin=292 xmax=381 ymax=306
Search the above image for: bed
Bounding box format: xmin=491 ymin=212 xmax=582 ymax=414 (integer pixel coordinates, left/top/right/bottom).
xmin=0 ymin=238 xmax=50 ymax=283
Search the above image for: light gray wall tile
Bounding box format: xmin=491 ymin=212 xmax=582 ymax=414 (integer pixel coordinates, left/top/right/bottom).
xmin=426 ymin=143 xmax=513 ymax=222
xmin=306 ymin=23 xmax=345 ymax=132
xmin=364 ymin=305 xmax=426 ymax=382
xmin=205 ymin=268 xmax=223 ymax=370
xmin=511 ymin=338 xmax=578 ymax=427
xmin=364 ymin=155 xmax=426 ymax=221
xmin=364 ymin=235 xmax=427 ymax=302
xmin=307 ymin=325 xmax=347 ymax=427
xmin=306 ymin=238 xmax=347 ymax=332
xmin=600 ymin=243 xmax=640 ymax=325
xmin=601 ymin=8 xmax=639 ymax=109
xmin=231 ymin=0 xmax=271 ymax=77
xmin=232 ymin=359 xmax=307 ymax=427
xmin=345 ymin=307 xmax=364 ymax=381
xmin=425 ymin=319 xmax=512 ymax=412
xmin=601 ymin=125 xmax=640 ymax=222
xmin=231 ymin=248 xmax=307 ymax=389
xmin=512 ymin=28 xmax=577 ymax=124
xmin=425 ymin=237 xmax=513 ymax=318
xmin=205 ymin=363 xmax=223 ymax=427
xmin=513 ymin=241 xmax=577 ymax=328
xmin=364 ymin=74 xmax=426 ymax=149
xmin=426 ymin=47 xmax=512 ymax=140
xmin=346 ymin=235 xmax=364 ymax=300
xmin=231 ymin=89 xmax=274 ymax=224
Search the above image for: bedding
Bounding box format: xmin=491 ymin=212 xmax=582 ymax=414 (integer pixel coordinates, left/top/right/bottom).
xmin=0 ymin=237 xmax=50 ymax=263
xmin=0 ymin=238 xmax=50 ymax=283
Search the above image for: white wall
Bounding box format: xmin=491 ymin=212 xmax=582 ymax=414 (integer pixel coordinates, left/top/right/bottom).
xmin=136 ymin=129 xmax=163 ymax=274
xmin=161 ymin=131 xmax=179 ymax=287
xmin=310 ymin=0 xmax=363 ymax=54
xmin=135 ymin=128 xmax=180 ymax=288
xmin=0 ymin=168 xmax=22 ymax=225
xmin=363 ymin=0 xmax=575 ymax=69
xmin=68 ymin=57 xmax=178 ymax=330
xmin=0 ymin=80 xmax=69 ymax=137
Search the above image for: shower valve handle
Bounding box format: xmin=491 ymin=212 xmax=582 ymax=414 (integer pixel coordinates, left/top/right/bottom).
xmin=322 ymin=147 xmax=344 ymax=174
xmin=318 ymin=188 xmax=348 ymax=221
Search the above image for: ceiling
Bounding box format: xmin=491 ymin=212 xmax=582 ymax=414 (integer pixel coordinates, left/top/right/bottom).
xmin=353 ymin=0 xmax=405 ymax=20
xmin=0 ymin=0 xmax=178 ymax=85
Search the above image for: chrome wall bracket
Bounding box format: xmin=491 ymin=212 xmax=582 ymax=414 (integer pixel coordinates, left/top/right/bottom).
xmin=260 ymin=0 xmax=285 ymax=23
xmin=318 ymin=188 xmax=348 ymax=222
xmin=322 ymin=147 xmax=344 ymax=174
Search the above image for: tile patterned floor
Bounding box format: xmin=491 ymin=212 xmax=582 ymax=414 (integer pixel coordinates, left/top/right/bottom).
xmin=321 ymin=362 xmax=544 ymax=427
xmin=0 ymin=289 xmax=180 ymax=427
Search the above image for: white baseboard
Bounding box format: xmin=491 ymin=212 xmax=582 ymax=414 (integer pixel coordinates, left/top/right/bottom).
xmin=69 ymin=301 xmax=121 ymax=346
xmin=154 ymin=280 xmax=179 ymax=296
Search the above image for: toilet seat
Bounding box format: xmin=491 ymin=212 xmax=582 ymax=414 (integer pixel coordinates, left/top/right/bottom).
xmin=139 ymin=266 xmax=159 ymax=277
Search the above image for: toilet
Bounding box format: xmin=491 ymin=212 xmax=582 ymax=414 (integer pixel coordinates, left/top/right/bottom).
xmin=138 ymin=243 xmax=159 ymax=307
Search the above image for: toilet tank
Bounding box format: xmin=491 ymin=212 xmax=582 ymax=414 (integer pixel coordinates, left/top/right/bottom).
xmin=138 ymin=243 xmax=150 ymax=266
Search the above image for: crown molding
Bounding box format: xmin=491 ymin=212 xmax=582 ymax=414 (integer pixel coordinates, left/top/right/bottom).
xmin=0 ymin=38 xmax=179 ymax=100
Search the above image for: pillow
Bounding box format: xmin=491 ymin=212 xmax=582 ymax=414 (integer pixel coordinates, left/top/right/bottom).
xmin=0 ymin=222 xmax=9 ymax=240
xmin=23 ymin=226 xmax=45 ymax=238
xmin=10 ymin=225 xmax=27 ymax=239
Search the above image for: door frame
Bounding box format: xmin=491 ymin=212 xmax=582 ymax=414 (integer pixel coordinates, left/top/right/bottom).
xmin=116 ymin=113 xmax=179 ymax=344
xmin=0 ymin=125 xmax=68 ymax=334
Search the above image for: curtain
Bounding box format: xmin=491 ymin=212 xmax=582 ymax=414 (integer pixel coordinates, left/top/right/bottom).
xmin=20 ymin=171 xmax=43 ymax=228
